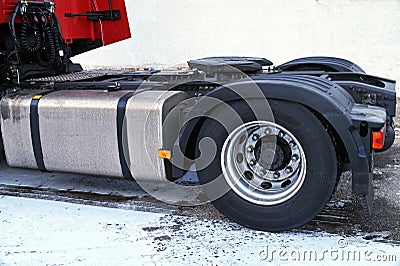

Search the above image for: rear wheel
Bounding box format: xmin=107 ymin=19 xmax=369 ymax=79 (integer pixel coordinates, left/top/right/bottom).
xmin=196 ymin=100 xmax=338 ymax=231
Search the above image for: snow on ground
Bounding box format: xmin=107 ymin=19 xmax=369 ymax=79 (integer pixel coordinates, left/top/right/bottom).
xmin=0 ymin=196 xmax=398 ymax=265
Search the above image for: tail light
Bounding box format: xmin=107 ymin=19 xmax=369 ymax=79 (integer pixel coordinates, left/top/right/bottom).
xmin=372 ymin=124 xmax=386 ymax=150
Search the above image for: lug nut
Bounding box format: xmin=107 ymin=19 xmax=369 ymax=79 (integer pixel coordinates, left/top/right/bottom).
xmin=292 ymin=154 xmax=299 ymax=161
xmin=249 ymin=160 xmax=256 ymax=166
xmin=285 ymin=167 xmax=293 ymax=174
xmin=264 ymin=128 xmax=271 ymax=135
xmin=252 ymin=134 xmax=259 ymax=141
xmin=247 ymin=146 xmax=254 ymax=153
xmin=273 ymin=172 xmax=280 ymax=179
xmin=279 ymin=132 xmax=284 ymax=138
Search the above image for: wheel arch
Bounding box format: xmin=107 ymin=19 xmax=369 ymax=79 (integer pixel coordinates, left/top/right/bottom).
xmin=177 ymin=75 xmax=370 ymax=195
xmin=278 ymin=56 xmax=365 ymax=73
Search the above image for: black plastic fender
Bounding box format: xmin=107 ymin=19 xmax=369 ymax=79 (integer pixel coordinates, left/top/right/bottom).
xmin=279 ymin=56 xmax=365 ymax=73
xmin=177 ymin=74 xmax=386 ymax=197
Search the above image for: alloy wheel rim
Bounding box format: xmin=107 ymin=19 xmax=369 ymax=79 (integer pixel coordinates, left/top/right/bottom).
xmin=221 ymin=121 xmax=307 ymax=205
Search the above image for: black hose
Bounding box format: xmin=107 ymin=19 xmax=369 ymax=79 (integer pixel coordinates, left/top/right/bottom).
xmin=51 ymin=22 xmax=61 ymax=55
xmin=36 ymin=24 xmax=56 ymax=67
xmin=20 ymin=17 xmax=42 ymax=53
xmin=7 ymin=2 xmax=65 ymax=73
xmin=7 ymin=4 xmax=20 ymax=64
xmin=49 ymin=12 xmax=69 ymax=70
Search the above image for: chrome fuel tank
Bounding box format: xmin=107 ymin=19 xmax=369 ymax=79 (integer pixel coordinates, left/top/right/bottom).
xmin=0 ymin=90 xmax=188 ymax=180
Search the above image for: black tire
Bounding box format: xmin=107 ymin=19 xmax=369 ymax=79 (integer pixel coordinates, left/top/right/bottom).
xmin=0 ymin=137 xmax=5 ymax=160
xmin=196 ymin=100 xmax=338 ymax=231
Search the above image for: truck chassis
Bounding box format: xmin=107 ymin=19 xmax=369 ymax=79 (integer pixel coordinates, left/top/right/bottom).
xmin=0 ymin=0 xmax=397 ymax=231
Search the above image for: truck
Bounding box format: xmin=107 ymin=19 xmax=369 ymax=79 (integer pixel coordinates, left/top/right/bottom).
xmin=0 ymin=0 xmax=397 ymax=231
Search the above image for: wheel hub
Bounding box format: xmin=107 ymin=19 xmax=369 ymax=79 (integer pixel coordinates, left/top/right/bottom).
xmin=221 ymin=121 xmax=307 ymax=205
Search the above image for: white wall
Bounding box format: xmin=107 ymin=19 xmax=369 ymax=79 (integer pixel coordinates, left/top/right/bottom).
xmin=73 ymin=0 xmax=400 ymax=92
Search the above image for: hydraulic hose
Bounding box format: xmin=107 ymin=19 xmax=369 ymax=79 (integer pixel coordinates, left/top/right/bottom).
xmin=20 ymin=16 xmax=42 ymax=53
xmin=36 ymin=24 xmax=56 ymax=67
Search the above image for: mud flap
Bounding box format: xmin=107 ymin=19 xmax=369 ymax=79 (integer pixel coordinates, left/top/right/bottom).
xmin=361 ymin=173 xmax=374 ymax=221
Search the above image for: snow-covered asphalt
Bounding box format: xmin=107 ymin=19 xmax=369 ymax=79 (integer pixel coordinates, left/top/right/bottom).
xmin=0 ymin=195 xmax=398 ymax=265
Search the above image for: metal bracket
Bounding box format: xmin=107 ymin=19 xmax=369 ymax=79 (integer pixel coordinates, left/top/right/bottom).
xmin=65 ymin=10 xmax=121 ymax=21
xmin=19 ymin=0 xmax=55 ymax=14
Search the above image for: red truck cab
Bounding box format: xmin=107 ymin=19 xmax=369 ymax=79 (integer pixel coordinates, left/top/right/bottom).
xmin=1 ymin=0 xmax=131 ymax=55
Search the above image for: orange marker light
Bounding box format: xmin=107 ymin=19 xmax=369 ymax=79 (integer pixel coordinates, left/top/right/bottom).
xmin=158 ymin=149 xmax=171 ymax=159
xmin=372 ymin=124 xmax=386 ymax=150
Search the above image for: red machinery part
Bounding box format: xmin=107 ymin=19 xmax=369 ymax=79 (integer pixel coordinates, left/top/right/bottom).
xmin=0 ymin=0 xmax=131 ymax=46
xmin=0 ymin=0 xmax=16 ymax=22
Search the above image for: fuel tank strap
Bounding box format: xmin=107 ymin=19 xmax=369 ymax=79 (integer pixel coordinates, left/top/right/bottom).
xmin=117 ymin=91 xmax=135 ymax=180
xmin=30 ymin=90 xmax=54 ymax=172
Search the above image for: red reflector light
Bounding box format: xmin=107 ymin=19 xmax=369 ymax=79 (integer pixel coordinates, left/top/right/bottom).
xmin=372 ymin=124 xmax=386 ymax=150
